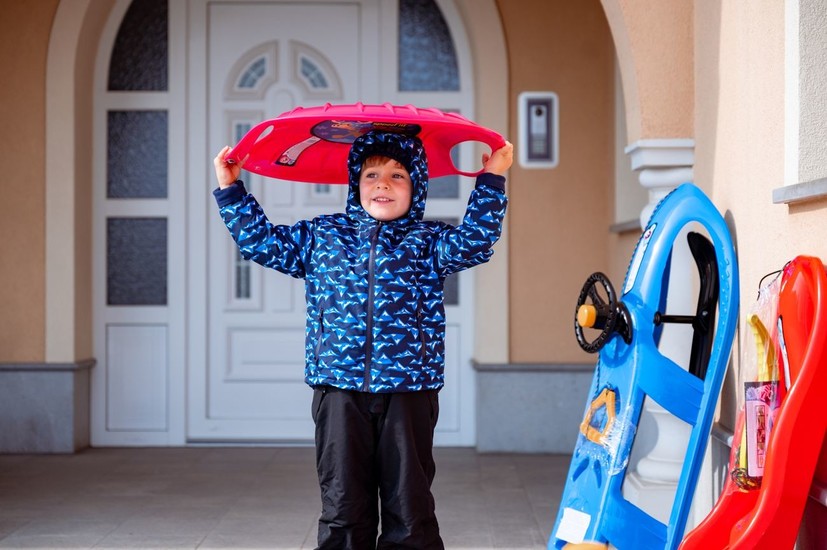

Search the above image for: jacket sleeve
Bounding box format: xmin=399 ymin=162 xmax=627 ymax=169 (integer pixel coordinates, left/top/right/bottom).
xmin=433 ymin=172 xmax=508 ymax=277
xmin=213 ymin=181 xmax=313 ymax=279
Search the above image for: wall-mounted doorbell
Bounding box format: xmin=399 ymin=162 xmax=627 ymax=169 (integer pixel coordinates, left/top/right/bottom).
xmin=518 ymin=91 xmax=559 ymax=169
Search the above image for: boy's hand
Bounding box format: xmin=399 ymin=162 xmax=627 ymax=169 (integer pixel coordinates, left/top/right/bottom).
xmin=214 ymin=146 xmax=247 ymax=189
xmin=482 ymin=141 xmax=514 ymax=176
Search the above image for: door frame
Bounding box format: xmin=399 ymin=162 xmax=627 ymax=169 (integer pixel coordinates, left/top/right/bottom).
xmin=89 ymin=0 xmax=189 ymax=446
xmin=188 ymin=0 xmax=381 ymax=442
xmin=186 ymin=0 xmax=481 ymax=445
xmin=76 ymin=0 xmax=501 ymax=447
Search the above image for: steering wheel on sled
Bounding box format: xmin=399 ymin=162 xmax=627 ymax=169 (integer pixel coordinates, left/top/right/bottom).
xmin=575 ymin=272 xmax=632 ymax=353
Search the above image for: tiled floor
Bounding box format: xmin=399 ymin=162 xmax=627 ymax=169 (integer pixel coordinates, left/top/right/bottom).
xmin=0 ymin=447 xmax=569 ymax=549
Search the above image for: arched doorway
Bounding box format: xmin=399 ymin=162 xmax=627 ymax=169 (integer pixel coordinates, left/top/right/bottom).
xmin=78 ymin=0 xmax=488 ymax=446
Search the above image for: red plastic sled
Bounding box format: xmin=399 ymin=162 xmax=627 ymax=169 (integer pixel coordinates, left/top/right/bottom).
xmin=226 ymin=102 xmax=506 ymax=184
xmin=680 ymin=255 xmax=827 ymax=549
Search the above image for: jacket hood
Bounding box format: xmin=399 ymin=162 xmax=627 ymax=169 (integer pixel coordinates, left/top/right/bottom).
xmin=346 ymin=131 xmax=429 ymax=224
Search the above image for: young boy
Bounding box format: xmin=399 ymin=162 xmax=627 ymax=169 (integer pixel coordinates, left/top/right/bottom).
xmin=213 ymin=130 xmax=512 ymax=549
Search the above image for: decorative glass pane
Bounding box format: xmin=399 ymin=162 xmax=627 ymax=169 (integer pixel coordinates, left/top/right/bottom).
xmin=235 ymin=250 xmax=251 ymax=300
xmin=429 ymin=176 xmax=459 ymax=199
xmin=429 ymin=217 xmax=460 ymax=305
xmin=235 ymin=122 xmax=252 ymax=143
xmin=238 ymin=57 xmax=267 ymax=89
xmin=107 ymin=110 xmax=168 ymax=198
xmin=108 ymin=0 xmax=168 ymax=91
xmin=300 ymin=57 xmax=328 ymax=89
xmin=429 ymin=146 xmax=460 ymax=198
xmin=398 ymin=0 xmax=459 ymax=91
xmin=107 ymin=217 xmax=167 ymax=305
xmin=444 ymin=272 xmax=459 ymax=306
xmin=234 ymin=121 xmax=255 ymax=181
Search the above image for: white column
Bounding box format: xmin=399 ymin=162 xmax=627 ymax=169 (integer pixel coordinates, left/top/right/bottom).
xmin=621 ymin=139 xmax=697 ymax=525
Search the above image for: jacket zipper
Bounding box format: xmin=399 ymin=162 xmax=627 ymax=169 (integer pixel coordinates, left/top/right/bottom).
xmin=314 ymin=307 xmax=324 ymax=362
xmin=363 ymin=222 xmax=382 ymax=391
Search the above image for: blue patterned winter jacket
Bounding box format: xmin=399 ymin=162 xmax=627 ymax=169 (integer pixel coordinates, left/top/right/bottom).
xmin=214 ymin=132 xmax=507 ymax=393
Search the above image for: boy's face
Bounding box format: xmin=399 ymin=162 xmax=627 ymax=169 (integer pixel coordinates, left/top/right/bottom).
xmin=358 ymin=156 xmax=413 ymax=222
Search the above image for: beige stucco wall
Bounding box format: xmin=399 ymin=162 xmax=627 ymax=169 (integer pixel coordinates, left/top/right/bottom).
xmin=598 ymin=0 xmax=696 ymax=287
xmin=44 ymin=0 xmax=111 ymax=362
xmin=696 ymin=1 xmax=827 ymax=427
xmin=697 ymin=1 xmax=786 ymax=294
xmin=799 ymin=0 xmax=827 ymax=183
xmin=0 ymin=0 xmax=60 ymax=362
xmin=16 ymin=0 xmax=827 ymax=377
xmin=497 ymin=0 xmax=615 ymax=363
xmin=15 ymin=0 xmax=610 ymax=368
xmin=454 ymin=0 xmax=511 ymax=364
xmin=601 ymin=0 xmax=694 ymax=142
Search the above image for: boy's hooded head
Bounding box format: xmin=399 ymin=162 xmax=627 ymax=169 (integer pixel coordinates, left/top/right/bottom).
xmin=346 ymin=131 xmax=429 ymax=223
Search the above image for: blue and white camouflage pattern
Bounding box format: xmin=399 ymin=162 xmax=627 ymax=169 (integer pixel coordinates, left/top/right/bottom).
xmin=214 ymin=131 xmax=507 ymax=393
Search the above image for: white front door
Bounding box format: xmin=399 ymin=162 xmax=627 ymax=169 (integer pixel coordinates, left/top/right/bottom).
xmin=188 ymin=0 xmax=377 ymax=441
xmin=187 ymin=0 xmax=478 ymax=444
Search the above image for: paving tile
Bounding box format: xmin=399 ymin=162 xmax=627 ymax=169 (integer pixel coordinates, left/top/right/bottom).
xmin=201 ymin=516 xmax=315 ymax=546
xmin=0 ymin=518 xmax=117 ymax=548
xmin=0 ymin=448 xmax=564 ymax=550
xmin=35 ymin=496 xmax=155 ymax=523
xmin=0 ymin=518 xmax=31 ymax=540
xmin=93 ymin=533 xmax=204 ymax=548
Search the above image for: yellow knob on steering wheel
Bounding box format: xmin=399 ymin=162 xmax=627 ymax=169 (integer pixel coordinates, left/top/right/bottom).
xmin=577 ymin=304 xmax=598 ymax=328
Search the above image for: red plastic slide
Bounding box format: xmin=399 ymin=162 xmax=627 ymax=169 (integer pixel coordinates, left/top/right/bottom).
xmin=680 ymin=255 xmax=827 ymax=549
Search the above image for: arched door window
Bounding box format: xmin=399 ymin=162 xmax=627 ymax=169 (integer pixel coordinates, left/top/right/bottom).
xmin=93 ymin=0 xmax=181 ymax=445
xmin=397 ymin=0 xmax=463 ymax=303
xmin=398 ymin=0 xmax=460 ymax=91
xmin=108 ymin=0 xmax=168 ymax=91
xmin=104 ymin=0 xmax=170 ymax=307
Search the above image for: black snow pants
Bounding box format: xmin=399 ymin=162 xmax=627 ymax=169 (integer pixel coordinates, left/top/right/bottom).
xmin=311 ymin=386 xmax=444 ymax=550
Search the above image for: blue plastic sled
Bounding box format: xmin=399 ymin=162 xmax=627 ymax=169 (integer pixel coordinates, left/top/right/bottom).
xmin=548 ymin=183 xmax=739 ymax=550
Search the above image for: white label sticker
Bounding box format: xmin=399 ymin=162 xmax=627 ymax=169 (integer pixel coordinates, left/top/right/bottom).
xmin=623 ymin=223 xmax=657 ymax=295
xmin=555 ymin=507 xmax=592 ymax=543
